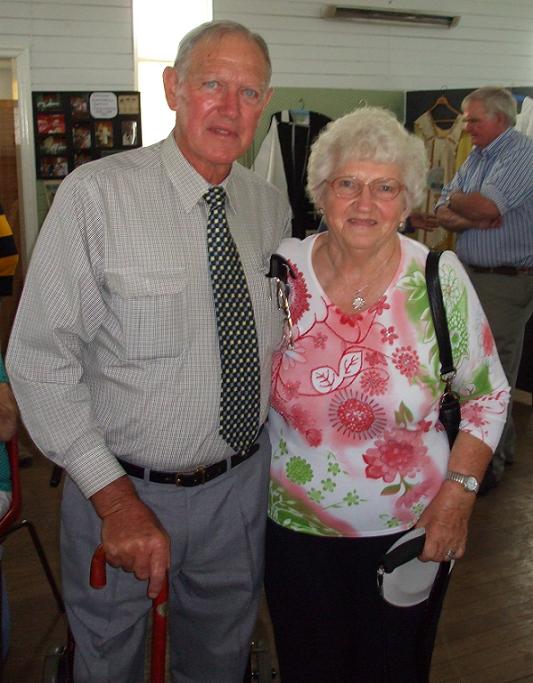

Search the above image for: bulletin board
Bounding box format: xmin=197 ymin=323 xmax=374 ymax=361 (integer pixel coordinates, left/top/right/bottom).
xmin=32 ymin=90 xmax=142 ymax=179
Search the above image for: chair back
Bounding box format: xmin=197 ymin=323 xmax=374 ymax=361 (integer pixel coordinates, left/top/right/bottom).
xmin=0 ymin=437 xmax=21 ymax=537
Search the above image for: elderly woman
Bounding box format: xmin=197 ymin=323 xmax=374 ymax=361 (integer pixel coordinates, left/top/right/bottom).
xmin=264 ymin=107 xmax=510 ymax=683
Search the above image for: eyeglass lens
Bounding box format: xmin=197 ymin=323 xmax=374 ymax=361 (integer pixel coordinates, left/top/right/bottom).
xmin=331 ymin=177 xmax=402 ymax=200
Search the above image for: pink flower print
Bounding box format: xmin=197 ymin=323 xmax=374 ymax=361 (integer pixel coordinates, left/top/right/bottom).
xmin=365 ymin=350 xmax=387 ymax=368
xmin=461 ymin=402 xmax=487 ymax=428
xmin=287 ymin=260 xmax=311 ymax=325
xmin=397 ymin=479 xmax=433 ymax=510
xmin=417 ymin=419 xmax=432 ymax=433
xmin=284 ymin=381 xmax=301 ymax=400
xmin=380 ymin=326 xmax=398 ymax=345
xmin=286 ymin=404 xmax=323 ymax=447
xmin=334 ymin=307 xmax=363 ymax=327
xmin=305 ymin=428 xmax=322 ymax=447
xmin=482 ymin=322 xmax=494 ymax=356
xmin=289 ymin=403 xmax=311 ymax=432
xmin=314 ymin=332 xmax=327 ymax=349
xmin=368 ymin=296 xmax=390 ymax=316
xmin=363 ymin=428 xmax=429 ymax=483
xmin=329 ymin=390 xmax=386 ymax=441
xmin=392 ymin=346 xmax=420 ymax=379
xmin=360 ymin=368 xmax=388 ymax=396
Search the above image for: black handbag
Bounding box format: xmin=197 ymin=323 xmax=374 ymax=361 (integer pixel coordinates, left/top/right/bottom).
xmin=425 ymin=251 xmax=461 ymax=447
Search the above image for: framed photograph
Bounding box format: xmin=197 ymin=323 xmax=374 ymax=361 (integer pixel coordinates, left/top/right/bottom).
xmin=70 ymin=94 xmax=90 ymax=120
xmin=35 ymin=92 xmax=62 ymax=112
xmin=118 ymin=93 xmax=140 ymax=115
xmin=40 ymin=156 xmax=69 ymax=179
xmin=37 ymin=113 xmax=66 ymax=135
xmin=121 ymin=120 xmax=138 ymax=146
xmin=43 ymin=180 xmax=62 ymax=208
xmin=95 ymin=120 xmax=114 ymax=148
xmin=72 ymin=124 xmax=92 ymax=150
xmin=33 ymin=90 xmax=142 ymax=181
xmin=74 ymin=153 xmax=93 ymax=169
xmin=39 ymin=135 xmax=68 ymax=155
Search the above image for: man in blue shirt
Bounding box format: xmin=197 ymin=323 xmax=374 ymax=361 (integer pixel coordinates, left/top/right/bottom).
xmin=436 ymin=86 xmax=533 ymax=493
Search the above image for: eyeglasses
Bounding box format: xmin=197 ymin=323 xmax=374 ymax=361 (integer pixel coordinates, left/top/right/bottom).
xmin=328 ymin=176 xmax=404 ymax=201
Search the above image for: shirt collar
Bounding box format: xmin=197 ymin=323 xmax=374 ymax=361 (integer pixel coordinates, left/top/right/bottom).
xmin=477 ymin=126 xmax=513 ymax=158
xmin=161 ymin=132 xmax=238 ymax=215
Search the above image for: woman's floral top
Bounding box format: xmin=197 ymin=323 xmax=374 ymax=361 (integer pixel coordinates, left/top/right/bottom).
xmin=268 ymin=234 xmax=510 ymax=537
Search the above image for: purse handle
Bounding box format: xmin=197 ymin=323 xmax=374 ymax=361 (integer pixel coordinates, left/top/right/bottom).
xmin=425 ymin=250 xmax=455 ymax=381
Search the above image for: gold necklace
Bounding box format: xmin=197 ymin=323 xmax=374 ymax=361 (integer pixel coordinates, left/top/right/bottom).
xmin=328 ymin=246 xmax=397 ymax=312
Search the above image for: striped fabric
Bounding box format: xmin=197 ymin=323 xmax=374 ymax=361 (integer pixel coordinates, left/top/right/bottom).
xmin=437 ymin=127 xmax=533 ymax=267
xmin=0 ymin=204 xmax=18 ymax=296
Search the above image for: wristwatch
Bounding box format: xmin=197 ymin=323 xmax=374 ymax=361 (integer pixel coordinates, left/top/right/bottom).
xmin=446 ymin=470 xmax=479 ymax=494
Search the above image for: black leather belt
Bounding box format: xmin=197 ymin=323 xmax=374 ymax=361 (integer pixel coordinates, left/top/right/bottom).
xmin=469 ymin=265 xmax=533 ymax=276
xmin=117 ymin=439 xmax=261 ymax=487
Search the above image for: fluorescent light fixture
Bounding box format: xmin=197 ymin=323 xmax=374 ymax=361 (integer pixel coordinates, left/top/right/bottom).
xmin=322 ymin=5 xmax=460 ymax=28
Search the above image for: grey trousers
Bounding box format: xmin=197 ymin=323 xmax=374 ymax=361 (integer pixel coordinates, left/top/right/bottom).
xmin=466 ymin=267 xmax=533 ymax=477
xmin=60 ymin=431 xmax=271 ymax=683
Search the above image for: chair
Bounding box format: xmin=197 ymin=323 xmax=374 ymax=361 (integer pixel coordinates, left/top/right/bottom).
xmin=0 ymin=436 xmax=64 ymax=612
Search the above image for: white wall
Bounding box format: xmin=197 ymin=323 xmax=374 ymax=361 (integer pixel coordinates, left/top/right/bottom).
xmin=214 ymin=0 xmax=533 ymax=90
xmin=0 ymin=0 xmax=134 ymax=91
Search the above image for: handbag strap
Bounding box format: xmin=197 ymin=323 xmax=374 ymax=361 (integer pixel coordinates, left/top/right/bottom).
xmin=425 ymin=250 xmax=455 ymax=379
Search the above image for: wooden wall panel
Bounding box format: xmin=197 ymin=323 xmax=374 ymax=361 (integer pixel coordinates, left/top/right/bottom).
xmin=215 ymin=0 xmax=533 ymax=91
xmin=0 ymin=0 xmax=135 ymax=91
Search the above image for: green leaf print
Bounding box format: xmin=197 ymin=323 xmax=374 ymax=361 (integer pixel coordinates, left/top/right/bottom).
xmin=327 ymin=461 xmax=341 ymax=476
xmin=321 ymin=478 xmax=336 ymax=492
xmin=286 ymin=456 xmax=314 ymax=485
xmin=379 ymin=513 xmax=402 ymax=528
xmin=269 ymin=481 xmax=342 ymax=536
xmin=343 ymin=490 xmax=363 ymax=506
xmin=394 ymin=401 xmax=413 ymax=427
xmin=381 ymin=483 xmax=402 ymax=495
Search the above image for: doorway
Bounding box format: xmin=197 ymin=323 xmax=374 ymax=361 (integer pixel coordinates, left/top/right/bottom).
xmin=0 ymin=49 xmax=38 ymax=353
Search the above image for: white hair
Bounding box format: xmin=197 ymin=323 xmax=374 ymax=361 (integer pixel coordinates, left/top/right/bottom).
xmin=307 ymin=106 xmax=429 ymax=212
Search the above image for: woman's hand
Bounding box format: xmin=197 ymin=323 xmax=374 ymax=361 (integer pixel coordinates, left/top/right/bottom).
xmin=415 ymin=482 xmax=475 ymax=562
xmin=416 ymin=430 xmax=492 ymax=563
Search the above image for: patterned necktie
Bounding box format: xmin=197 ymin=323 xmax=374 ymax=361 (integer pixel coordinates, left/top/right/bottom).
xmin=204 ymin=186 xmax=261 ymax=452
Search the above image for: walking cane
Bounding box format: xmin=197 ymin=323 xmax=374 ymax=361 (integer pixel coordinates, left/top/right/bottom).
xmin=90 ymin=545 xmax=169 ymax=683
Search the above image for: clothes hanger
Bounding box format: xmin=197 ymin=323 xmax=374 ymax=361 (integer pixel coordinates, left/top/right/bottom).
xmin=291 ymin=97 xmax=309 ymax=115
xmin=427 ymin=89 xmax=461 ymax=124
xmin=290 ymin=97 xmax=310 ymax=126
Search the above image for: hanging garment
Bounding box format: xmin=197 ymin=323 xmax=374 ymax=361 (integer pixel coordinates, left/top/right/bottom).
xmin=515 ymin=97 xmax=533 ymax=139
xmin=253 ymin=110 xmax=331 ymax=238
xmin=414 ymin=112 xmax=464 ymax=250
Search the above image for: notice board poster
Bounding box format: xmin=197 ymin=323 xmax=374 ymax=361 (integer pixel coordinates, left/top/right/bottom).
xmin=33 ymin=91 xmax=142 ymax=179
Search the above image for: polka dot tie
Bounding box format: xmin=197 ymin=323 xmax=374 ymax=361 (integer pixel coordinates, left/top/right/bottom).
xmin=204 ymin=186 xmax=260 ymax=453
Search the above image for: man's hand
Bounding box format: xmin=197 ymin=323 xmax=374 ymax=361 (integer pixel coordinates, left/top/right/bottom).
xmin=409 ymin=212 xmax=440 ymax=232
xmin=0 ymin=383 xmax=18 ymax=442
xmin=90 ymin=476 xmax=170 ymax=598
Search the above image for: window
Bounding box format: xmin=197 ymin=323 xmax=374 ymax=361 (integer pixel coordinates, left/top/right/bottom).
xmin=133 ymin=0 xmax=212 ymax=146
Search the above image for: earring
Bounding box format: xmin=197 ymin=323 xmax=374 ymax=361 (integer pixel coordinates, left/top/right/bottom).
xmin=318 ymin=207 xmax=324 ymax=215
xmin=398 ymin=221 xmax=405 ymax=232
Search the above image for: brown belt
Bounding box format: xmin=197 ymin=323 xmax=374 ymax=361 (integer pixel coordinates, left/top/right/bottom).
xmin=469 ymin=265 xmax=533 ymax=276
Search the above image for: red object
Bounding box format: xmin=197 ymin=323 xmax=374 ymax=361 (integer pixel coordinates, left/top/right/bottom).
xmin=89 ymin=545 xmax=168 ymax=683
xmin=0 ymin=438 xmax=21 ymax=535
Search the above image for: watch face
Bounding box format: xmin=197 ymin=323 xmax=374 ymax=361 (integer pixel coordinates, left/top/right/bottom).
xmin=465 ymin=476 xmax=478 ymax=492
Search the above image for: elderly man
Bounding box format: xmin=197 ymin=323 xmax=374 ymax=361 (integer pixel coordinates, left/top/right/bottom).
xmin=7 ymin=20 xmax=290 ymax=683
xmin=435 ymin=87 xmax=533 ymax=493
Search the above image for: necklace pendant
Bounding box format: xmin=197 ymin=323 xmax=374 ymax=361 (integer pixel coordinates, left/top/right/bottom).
xmin=352 ymin=295 xmax=366 ymax=311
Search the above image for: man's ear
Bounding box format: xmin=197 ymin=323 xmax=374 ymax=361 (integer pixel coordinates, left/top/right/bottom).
xmin=163 ymin=66 xmax=179 ymax=111
xmin=261 ymin=87 xmax=274 ymax=114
